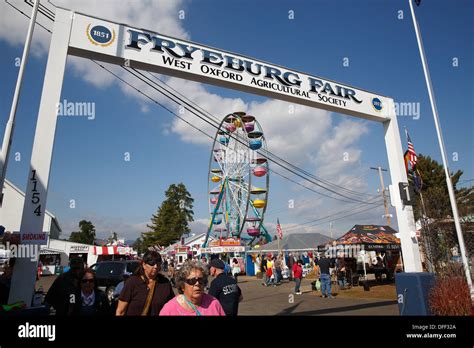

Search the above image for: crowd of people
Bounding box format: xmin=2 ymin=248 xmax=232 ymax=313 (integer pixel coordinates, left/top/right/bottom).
xmin=253 ymin=252 xmax=357 ymax=297
xmin=43 ymin=250 xmax=243 ymax=316
xmin=0 ymin=247 xmax=394 ymax=314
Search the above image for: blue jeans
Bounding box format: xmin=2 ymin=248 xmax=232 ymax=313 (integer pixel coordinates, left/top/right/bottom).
xmin=294 ymin=277 xmax=301 ymax=293
xmin=320 ymin=273 xmax=331 ymax=296
xmin=275 ymin=269 xmax=282 ymax=283
xmin=266 ymin=274 xmax=274 ymax=286
xmin=338 ymin=278 xmax=346 ymax=288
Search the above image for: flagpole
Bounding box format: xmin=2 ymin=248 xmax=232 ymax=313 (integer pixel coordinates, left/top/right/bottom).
xmin=409 ymin=0 xmax=473 ymax=297
xmin=0 ymin=0 xmax=40 ymax=206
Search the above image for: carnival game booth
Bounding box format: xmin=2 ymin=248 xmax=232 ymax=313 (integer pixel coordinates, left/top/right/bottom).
xmin=334 ymin=225 xmax=402 ymax=285
xmin=200 ymin=237 xmax=247 ymax=274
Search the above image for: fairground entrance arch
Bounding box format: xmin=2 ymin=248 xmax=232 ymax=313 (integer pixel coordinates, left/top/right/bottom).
xmin=9 ymin=7 xmax=423 ymax=305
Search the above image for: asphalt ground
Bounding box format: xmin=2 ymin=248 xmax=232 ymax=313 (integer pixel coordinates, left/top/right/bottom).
xmin=37 ymin=274 xmax=399 ymax=316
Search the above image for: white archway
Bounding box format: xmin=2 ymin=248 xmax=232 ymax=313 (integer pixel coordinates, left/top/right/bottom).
xmin=9 ymin=8 xmax=422 ymax=305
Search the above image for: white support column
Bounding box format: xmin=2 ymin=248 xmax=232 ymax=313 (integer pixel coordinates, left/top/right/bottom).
xmin=8 ymin=9 xmax=73 ymax=306
xmin=384 ymin=100 xmax=423 ymax=272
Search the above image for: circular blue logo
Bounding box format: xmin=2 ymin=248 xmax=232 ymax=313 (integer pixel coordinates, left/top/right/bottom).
xmin=87 ymin=25 xmax=115 ymax=46
xmin=372 ymin=97 xmax=383 ymax=111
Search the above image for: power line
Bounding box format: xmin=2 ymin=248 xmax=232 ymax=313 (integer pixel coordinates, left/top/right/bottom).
xmin=143 ymin=70 xmax=378 ymax=199
xmin=264 ymin=168 xmax=375 ymax=218
xmin=281 ymin=199 xmax=383 ymax=234
xmin=125 ymin=67 xmax=379 ymax=204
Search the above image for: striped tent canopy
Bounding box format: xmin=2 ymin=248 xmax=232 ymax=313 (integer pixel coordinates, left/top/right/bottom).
xmin=336 ymin=225 xmax=401 ymax=251
xmin=93 ymin=246 xmax=133 ymax=255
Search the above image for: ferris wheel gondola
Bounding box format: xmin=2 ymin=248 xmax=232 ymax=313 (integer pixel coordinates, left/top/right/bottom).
xmin=204 ymin=112 xmax=270 ymax=246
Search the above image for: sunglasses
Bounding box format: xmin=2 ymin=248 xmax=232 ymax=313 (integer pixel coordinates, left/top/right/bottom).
xmin=81 ymin=279 xmax=94 ymax=284
xmin=145 ymin=259 xmax=161 ymax=267
xmin=184 ymin=277 xmax=207 ymax=286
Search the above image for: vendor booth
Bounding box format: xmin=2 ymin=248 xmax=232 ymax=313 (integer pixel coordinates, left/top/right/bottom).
xmin=200 ymin=237 xmax=247 ymax=274
xmin=38 ymin=248 xmax=64 ymax=275
xmin=334 ymin=225 xmax=402 ymax=285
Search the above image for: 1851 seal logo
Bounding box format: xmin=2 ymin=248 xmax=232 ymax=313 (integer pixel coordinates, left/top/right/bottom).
xmin=371 ymin=97 xmax=383 ymax=112
xmin=86 ymin=24 xmax=116 ymax=47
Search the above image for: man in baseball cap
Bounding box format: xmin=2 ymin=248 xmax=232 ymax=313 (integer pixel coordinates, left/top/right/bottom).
xmin=209 ymin=258 xmax=225 ymax=270
xmin=208 ymin=258 xmax=242 ymax=316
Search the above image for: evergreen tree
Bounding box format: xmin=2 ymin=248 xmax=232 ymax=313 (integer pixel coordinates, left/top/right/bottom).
xmin=69 ymin=220 xmax=96 ymax=245
xmin=411 ymin=155 xmax=473 ymax=274
xmin=132 ymin=237 xmax=146 ymax=255
xmin=166 ymin=183 xmax=194 ymax=236
xmin=142 ymin=183 xmax=194 ymax=247
xmin=412 ymin=154 xmax=467 ymax=220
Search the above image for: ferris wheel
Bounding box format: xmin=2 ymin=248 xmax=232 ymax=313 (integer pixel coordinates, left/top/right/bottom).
xmin=205 ymin=112 xmax=271 ymax=246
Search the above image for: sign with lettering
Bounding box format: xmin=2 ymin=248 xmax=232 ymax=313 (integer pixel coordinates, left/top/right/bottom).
xmin=20 ymin=232 xmax=47 ymax=245
xmin=209 ymin=237 xmax=242 ymax=247
xmin=67 ymin=12 xmax=391 ymax=122
xmin=69 ymin=245 xmax=89 ymax=253
xmin=201 ymin=246 xmax=245 ymax=253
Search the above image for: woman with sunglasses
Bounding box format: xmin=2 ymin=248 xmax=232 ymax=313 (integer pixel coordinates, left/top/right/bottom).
xmin=159 ymin=261 xmax=225 ymax=316
xmin=74 ymin=268 xmax=111 ymax=316
xmin=116 ymin=250 xmax=174 ymax=316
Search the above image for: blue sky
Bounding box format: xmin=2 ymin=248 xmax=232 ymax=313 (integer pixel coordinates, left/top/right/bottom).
xmin=0 ymin=0 xmax=472 ymax=242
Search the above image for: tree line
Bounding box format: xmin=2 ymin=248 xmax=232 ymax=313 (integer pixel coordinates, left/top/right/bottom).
xmin=68 ymin=183 xmax=194 ymax=254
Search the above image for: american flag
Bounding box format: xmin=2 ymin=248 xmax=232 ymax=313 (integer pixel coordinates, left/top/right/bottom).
xmin=405 ymin=129 xmax=418 ymax=169
xmin=276 ymin=218 xmax=283 ymax=240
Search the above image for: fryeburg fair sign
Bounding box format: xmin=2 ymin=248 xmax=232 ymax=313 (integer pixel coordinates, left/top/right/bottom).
xmin=68 ymin=12 xmax=390 ymax=122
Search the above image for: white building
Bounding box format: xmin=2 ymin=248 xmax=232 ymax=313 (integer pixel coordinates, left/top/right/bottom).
xmin=39 ymin=239 xmax=137 ymax=275
xmin=0 ymin=179 xmax=61 ymax=239
xmin=161 ymin=233 xmax=216 ymax=264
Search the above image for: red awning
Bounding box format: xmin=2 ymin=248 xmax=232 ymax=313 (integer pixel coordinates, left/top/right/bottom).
xmin=93 ymin=246 xmax=118 ymax=255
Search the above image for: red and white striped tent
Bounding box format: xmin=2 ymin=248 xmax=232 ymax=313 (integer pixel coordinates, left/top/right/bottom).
xmin=93 ymin=246 xmax=133 ymax=256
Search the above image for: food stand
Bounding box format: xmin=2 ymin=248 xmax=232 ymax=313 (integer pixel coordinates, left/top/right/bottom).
xmin=200 ymin=237 xmax=247 ymax=274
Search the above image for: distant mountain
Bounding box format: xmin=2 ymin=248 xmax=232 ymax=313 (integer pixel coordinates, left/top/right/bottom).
xmin=253 ymin=232 xmax=332 ymax=251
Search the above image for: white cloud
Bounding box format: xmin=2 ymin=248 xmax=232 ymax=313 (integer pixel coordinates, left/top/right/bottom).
xmin=189 ymin=218 xmax=209 ymax=235
xmin=61 ymin=215 xmax=147 ymax=241
xmin=140 ymin=104 xmax=150 ymax=114
xmin=0 ymin=0 xmax=189 ymax=88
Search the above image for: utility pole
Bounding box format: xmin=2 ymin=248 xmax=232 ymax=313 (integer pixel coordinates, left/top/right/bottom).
xmin=329 ymin=222 xmax=333 ymax=239
xmin=371 ymin=166 xmax=391 ymax=225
